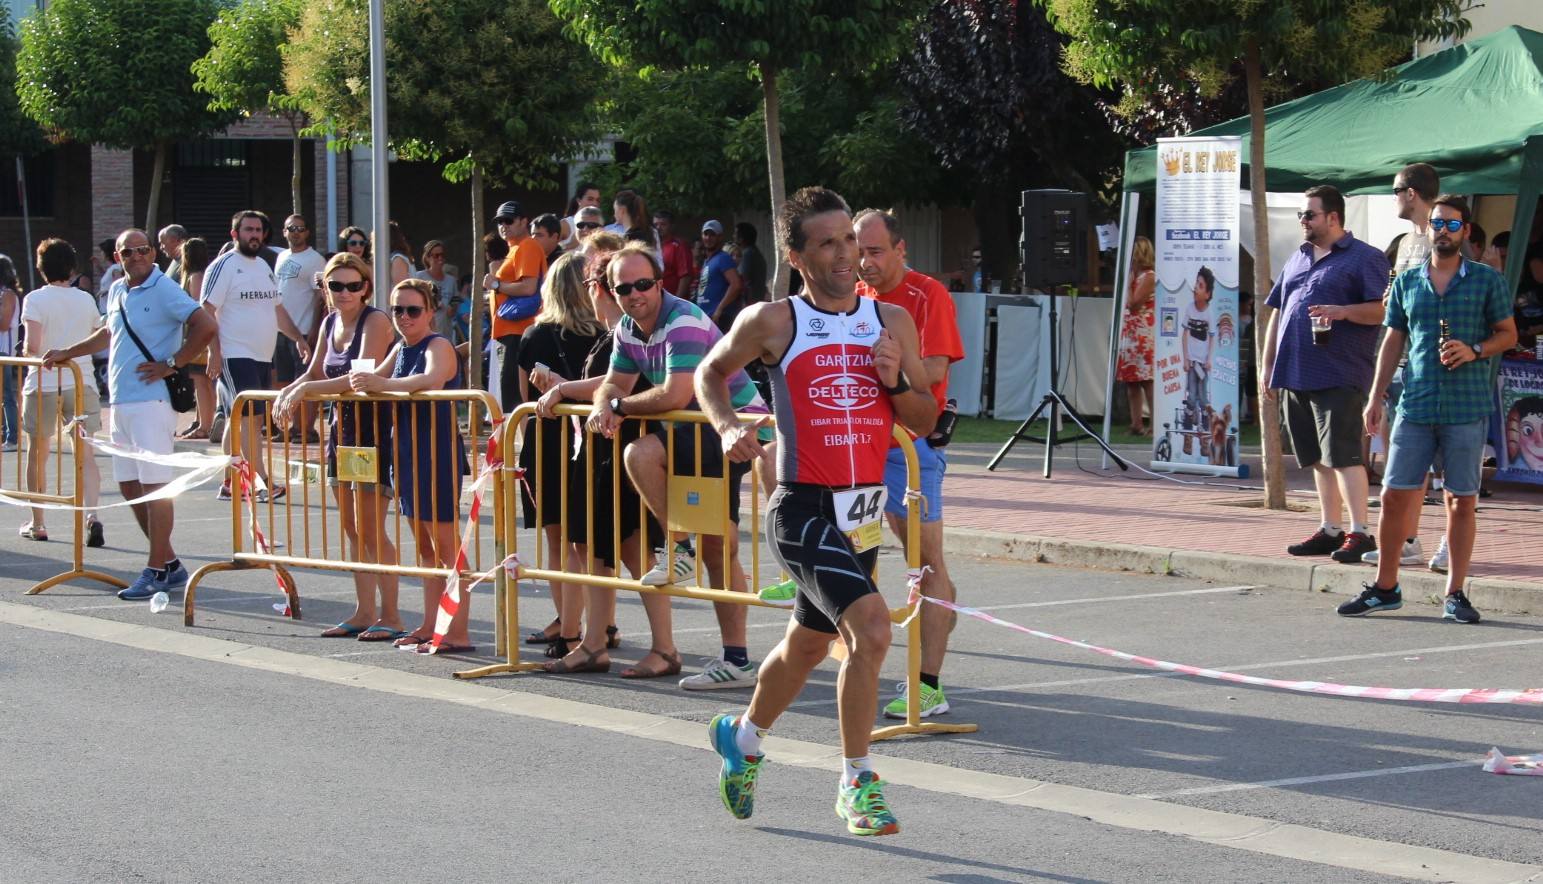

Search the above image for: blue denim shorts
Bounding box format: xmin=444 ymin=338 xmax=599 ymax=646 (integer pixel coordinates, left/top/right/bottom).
xmin=1384 ymin=415 xmax=1488 ymax=497
xmin=883 ymin=437 xmax=946 ymax=523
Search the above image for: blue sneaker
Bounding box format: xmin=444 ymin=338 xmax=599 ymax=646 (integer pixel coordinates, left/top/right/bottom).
xmin=157 ymin=563 xmax=190 ymax=594
xmin=709 ymin=713 xmax=763 ymax=820
xmin=118 ymin=568 xmax=160 ymax=601
xmin=1336 ymin=582 xmax=1402 ymax=616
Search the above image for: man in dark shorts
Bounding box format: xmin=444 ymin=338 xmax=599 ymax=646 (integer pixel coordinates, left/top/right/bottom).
xmin=587 ymin=244 xmax=769 ymax=692
xmin=1261 ymin=185 xmax=1390 ymax=563
xmin=696 ymin=186 xmax=936 ymax=836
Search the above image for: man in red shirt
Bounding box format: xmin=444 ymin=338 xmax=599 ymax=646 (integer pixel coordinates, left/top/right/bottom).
xmin=854 ymin=208 xmax=965 ymax=721
xmin=653 ymin=209 xmax=696 ymax=299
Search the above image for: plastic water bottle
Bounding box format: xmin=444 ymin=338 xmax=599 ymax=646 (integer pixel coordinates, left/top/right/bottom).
xmin=149 ymin=591 xmax=169 ymax=613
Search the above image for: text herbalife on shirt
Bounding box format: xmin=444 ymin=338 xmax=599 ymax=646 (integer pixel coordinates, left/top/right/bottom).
xmin=201 ymin=251 xmax=281 ymax=361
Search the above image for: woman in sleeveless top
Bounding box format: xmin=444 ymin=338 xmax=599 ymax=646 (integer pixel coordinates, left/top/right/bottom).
xmin=532 ymin=247 xmax=673 ymax=677
xmin=516 ymin=253 xmax=606 ymax=660
xmin=350 ymin=278 xmax=472 ymax=653
xmin=1116 ymin=235 xmax=1157 ymax=435
xmin=0 ymin=254 xmax=21 ymax=449
xmin=275 ymin=253 xmax=403 ymax=641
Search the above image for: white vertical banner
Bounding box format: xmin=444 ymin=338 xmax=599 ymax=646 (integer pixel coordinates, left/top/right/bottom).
xmin=1151 ymin=136 xmax=1245 ymax=477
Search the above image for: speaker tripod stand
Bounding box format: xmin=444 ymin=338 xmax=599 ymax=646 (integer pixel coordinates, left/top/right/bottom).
xmin=986 ymin=289 xmax=1129 ymax=478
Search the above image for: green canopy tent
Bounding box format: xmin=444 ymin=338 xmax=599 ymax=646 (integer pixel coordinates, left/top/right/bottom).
xmin=1102 ymin=26 xmax=1543 ymax=450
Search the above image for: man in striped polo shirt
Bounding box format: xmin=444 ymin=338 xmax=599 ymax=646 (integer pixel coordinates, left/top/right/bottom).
xmin=589 ymin=243 xmax=770 ymax=691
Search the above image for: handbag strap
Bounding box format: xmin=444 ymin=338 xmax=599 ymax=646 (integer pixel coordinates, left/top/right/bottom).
xmin=115 ymin=287 xmax=161 ymax=365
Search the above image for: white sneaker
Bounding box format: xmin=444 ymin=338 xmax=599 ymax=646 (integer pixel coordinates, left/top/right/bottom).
xmin=679 ymin=657 xmax=758 ymax=691
xmin=641 ymin=544 xmax=695 ymax=587
xmin=1363 ymin=537 xmax=1424 ymax=566
xmin=0 ymin=441 xmax=16 ymax=453
xmin=1429 ymin=536 xmax=1450 ymax=573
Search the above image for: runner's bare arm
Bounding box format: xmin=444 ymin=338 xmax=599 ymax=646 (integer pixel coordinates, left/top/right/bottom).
xmin=874 ymin=303 xmax=937 ymax=438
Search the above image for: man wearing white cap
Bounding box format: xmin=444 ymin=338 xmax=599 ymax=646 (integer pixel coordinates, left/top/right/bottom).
xmin=696 ymin=220 xmax=743 ymax=331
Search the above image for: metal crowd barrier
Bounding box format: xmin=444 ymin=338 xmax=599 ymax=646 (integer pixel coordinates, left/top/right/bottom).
xmin=1 ymin=357 xmax=126 ymax=595
xmin=455 ymin=402 xmax=978 ymax=741
xmin=184 ymin=389 xmax=507 ymax=640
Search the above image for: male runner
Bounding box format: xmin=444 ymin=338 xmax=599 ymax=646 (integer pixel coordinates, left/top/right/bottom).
xmin=695 ymin=186 xmax=936 ymax=836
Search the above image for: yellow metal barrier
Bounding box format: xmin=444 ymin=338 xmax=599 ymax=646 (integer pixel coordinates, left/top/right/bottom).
xmin=184 ymin=388 xmax=506 ymax=643
xmin=1 ymin=357 xmax=126 ymax=595
xmin=455 ymin=403 xmax=977 ymax=741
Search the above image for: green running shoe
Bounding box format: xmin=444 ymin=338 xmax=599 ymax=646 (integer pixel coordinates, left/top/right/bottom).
xmin=758 ymin=578 xmax=797 ymax=608
xmin=882 ymin=680 xmax=950 ymax=720
xmin=709 ymin=713 xmax=763 ymax=820
xmin=836 ymin=770 xmax=899 ymax=836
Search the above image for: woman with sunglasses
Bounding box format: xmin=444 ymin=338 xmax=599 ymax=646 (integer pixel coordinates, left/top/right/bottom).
xmin=560 ymin=181 xmax=602 ymax=250
xmin=337 ymin=226 xmax=371 ymax=262
xmin=350 ymin=278 xmax=473 ymax=653
xmin=276 ymin=253 xmax=402 ymax=640
xmin=416 ymin=239 xmax=460 ymax=340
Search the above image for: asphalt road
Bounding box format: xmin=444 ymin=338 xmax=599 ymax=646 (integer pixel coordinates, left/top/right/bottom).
xmin=2 ymin=448 xmax=1540 ymax=881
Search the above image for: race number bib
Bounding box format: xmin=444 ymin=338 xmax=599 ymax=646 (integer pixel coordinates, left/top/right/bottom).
xmin=833 ymin=485 xmax=886 ymax=553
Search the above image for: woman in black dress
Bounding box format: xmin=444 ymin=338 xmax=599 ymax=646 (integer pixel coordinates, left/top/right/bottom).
xmin=517 ymin=252 xmax=605 ymax=658
xmin=533 ymin=241 xmax=674 ymax=677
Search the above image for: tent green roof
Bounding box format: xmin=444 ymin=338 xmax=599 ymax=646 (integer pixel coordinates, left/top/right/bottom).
xmin=1122 ymin=25 xmax=1543 ymax=196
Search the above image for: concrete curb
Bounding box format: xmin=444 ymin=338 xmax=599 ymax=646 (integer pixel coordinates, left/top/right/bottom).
xmin=946 ymin=528 xmax=1543 ymax=616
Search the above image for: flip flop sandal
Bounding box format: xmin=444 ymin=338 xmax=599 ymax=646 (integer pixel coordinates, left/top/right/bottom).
xmin=394 ymin=631 xmax=432 ymax=648
xmin=541 ymin=647 xmax=610 ymax=674
xmin=416 ymin=642 xmax=477 ymax=655
xmin=321 ymin=622 xmax=368 ymax=638
xmin=619 ymin=649 xmax=682 ymax=679
xmin=357 ymin=625 xmax=406 ymax=642
xmin=525 ymin=618 xmax=562 ymax=645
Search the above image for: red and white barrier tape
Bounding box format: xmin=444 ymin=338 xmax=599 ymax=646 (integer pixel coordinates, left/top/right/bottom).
xmin=1484 ymin=748 xmax=1543 ymax=776
xmin=907 ymin=587 xmax=1543 ymax=706
xmin=0 ymin=423 xmax=232 ymax=511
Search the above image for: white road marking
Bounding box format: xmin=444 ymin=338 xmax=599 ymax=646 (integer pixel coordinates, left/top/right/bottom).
xmin=975 ymin=584 xmax=1257 ymax=613
xmin=0 ymin=600 xmax=1533 ymax=884
xmin=1136 ymin=761 xmax=1477 ymax=799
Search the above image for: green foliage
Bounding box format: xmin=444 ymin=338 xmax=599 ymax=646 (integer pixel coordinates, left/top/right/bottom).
xmin=0 ymin=8 xmax=46 ymax=156
xmin=193 ymin=0 xmax=304 ymax=117
xmin=285 ymin=0 xmax=603 ymax=187
xmin=592 ymin=65 xmax=955 ymax=215
xmin=1040 ymin=0 xmax=1470 ymax=103
xmin=17 ymin=0 xmax=238 ymax=148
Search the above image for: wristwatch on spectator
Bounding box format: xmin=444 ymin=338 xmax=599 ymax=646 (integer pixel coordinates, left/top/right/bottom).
xmin=609 ymin=397 xmax=626 ymax=416
xmin=1471 ymin=341 xmax=1483 ymax=359
xmin=165 ymin=356 xmax=178 ymax=370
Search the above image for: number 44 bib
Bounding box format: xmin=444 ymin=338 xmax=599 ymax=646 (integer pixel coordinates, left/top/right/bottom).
xmin=834 ymin=485 xmax=886 ymax=553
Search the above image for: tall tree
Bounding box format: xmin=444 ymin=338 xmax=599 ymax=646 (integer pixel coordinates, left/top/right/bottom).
xmin=0 ymin=9 xmax=45 ymax=160
xmin=1039 ymin=0 xmax=1469 ymax=508
xmin=897 ymin=0 xmax=1130 ymax=287
xmin=192 ymin=0 xmax=307 ymax=215
xmin=17 ymin=0 xmax=238 ymax=232
xmin=285 ymin=0 xmax=604 ymax=387
xmin=551 ymin=0 xmax=928 ymax=298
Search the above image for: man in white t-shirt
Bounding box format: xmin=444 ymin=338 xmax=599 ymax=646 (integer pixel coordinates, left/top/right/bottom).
xmin=1181 ymin=266 xmax=1217 ymax=431
xmin=20 ymin=238 xmax=105 ymax=547
xmin=273 ymin=214 xmax=326 ymax=440
xmin=202 ymin=209 xmax=310 ymax=500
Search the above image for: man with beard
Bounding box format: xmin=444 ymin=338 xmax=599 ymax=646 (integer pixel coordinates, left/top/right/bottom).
xmin=202 ymin=210 xmax=309 ymax=501
xmin=1342 ymin=195 xmax=1515 ymax=623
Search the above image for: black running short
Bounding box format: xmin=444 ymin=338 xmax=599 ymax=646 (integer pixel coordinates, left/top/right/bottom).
xmin=766 ymin=483 xmax=881 ymax=635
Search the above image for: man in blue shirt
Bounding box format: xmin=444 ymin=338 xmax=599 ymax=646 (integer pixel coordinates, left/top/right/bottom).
xmin=1341 ymin=195 xmax=1516 ymax=623
xmin=1262 ymin=185 xmax=1390 ymax=564
xmin=44 ymin=229 xmax=218 ymax=601
xmin=695 ymin=220 xmax=743 ymax=329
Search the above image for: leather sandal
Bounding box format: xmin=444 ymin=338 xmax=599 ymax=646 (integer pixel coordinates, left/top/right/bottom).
xmin=541 ymin=646 xmax=611 ymax=674
xmin=620 ymin=648 xmax=683 ymax=679
xmin=544 ymin=635 xmax=581 ymax=659
xmin=525 ymin=618 xmax=561 ymax=645
xmin=606 ymin=624 xmax=622 ymax=649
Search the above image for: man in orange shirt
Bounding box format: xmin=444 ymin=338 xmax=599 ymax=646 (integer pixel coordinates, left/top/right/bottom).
xmin=855 ymin=208 xmax=964 ymax=720
xmin=481 ymin=200 xmax=547 ymax=408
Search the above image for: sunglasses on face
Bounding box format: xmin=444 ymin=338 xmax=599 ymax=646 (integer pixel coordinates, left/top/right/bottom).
xmin=1296 ymin=210 xmax=1321 ymax=221
xmin=392 ymin=304 xmax=426 ymax=318
xmin=327 ymin=279 xmax=366 ymax=293
xmin=1430 ymin=218 xmax=1465 ymax=233
xmin=613 ymin=278 xmax=659 ymax=296
xmin=576 ymin=222 xmax=601 ymax=230
xmin=1392 ymin=186 xmax=1411 ymax=196
xmin=347 ymin=239 xmax=367 ymax=247
xmin=494 ymin=216 xmax=515 ymax=225
xmin=285 ymin=225 xmax=307 ymax=233
xmin=119 ymin=245 xmax=154 ymax=258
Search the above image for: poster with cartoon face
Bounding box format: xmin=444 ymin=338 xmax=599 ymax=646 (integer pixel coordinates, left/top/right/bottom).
xmin=1496 ymin=359 xmax=1543 ymax=485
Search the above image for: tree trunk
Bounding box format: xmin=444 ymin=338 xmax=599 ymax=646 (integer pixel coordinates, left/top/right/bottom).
xmin=290 ymin=118 xmax=303 ymax=216
xmin=144 ymin=141 xmax=167 ymax=234
xmin=468 ymin=162 xmax=485 ymax=391
xmin=760 ymin=62 xmax=790 ymax=300
xmin=1245 ymin=38 xmax=1287 ymax=510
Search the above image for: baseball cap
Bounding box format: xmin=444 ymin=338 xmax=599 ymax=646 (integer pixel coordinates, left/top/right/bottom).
xmin=494 ymin=201 xmax=524 ymax=222
xmin=701 ymin=220 xmax=724 ymax=234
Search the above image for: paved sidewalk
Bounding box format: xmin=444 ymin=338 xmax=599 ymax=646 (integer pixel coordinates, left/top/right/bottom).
xmin=941 ymin=440 xmax=1543 ymax=602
